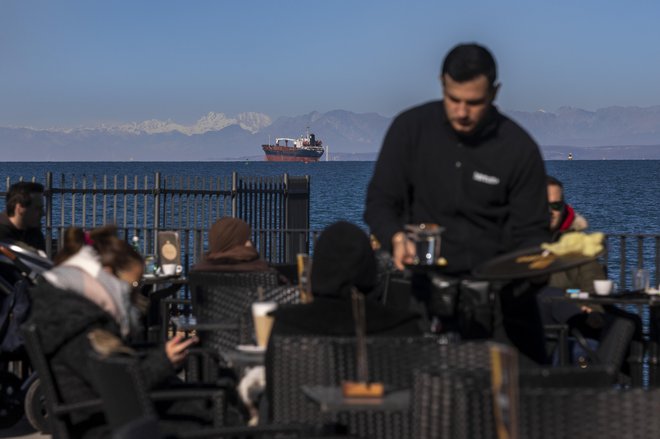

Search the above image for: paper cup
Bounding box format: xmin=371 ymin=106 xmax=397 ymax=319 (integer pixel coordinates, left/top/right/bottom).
xmin=593 ymin=279 xmax=613 ymax=296
xmin=252 ymin=302 xmax=277 ymax=348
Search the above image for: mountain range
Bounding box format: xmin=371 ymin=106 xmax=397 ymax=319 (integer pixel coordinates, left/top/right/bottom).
xmin=2 ymin=105 xmax=660 ymax=160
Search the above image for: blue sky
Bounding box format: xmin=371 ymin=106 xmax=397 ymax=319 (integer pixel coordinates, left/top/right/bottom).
xmin=3 ymin=0 xmax=660 ymax=128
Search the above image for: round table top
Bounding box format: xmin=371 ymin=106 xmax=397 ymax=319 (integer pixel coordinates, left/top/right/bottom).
xmin=472 ymin=246 xmax=603 ymax=280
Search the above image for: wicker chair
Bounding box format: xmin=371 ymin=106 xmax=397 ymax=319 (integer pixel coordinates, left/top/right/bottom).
xmin=412 ymin=368 xmax=495 ymax=439
xmin=188 ymin=271 xmax=297 ymax=353
xmin=89 ymin=353 xmax=320 ymax=439
xmin=519 ymin=387 xmax=660 ymax=439
xmin=267 ymin=335 xmax=495 ymax=438
xmin=21 ymin=323 xmax=103 ymax=439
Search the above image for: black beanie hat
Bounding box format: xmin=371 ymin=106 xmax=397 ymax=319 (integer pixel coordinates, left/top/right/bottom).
xmin=311 ymin=221 xmax=378 ymax=299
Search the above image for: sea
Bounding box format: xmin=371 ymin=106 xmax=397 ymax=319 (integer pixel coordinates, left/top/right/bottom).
xmin=3 ymin=159 xmax=657 ymax=289
xmin=0 ymin=160 xmax=657 ymax=235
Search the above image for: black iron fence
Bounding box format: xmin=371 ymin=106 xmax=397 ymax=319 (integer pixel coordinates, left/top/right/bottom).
xmin=1 ymin=172 xmax=658 ymax=288
xmin=1 ymin=172 xmax=310 ymax=266
xmin=603 ymin=234 xmax=660 ymax=291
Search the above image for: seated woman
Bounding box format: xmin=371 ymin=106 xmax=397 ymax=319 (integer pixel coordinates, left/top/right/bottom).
xmin=191 ymin=217 xmax=272 ymax=273
xmin=269 ymin=221 xmax=422 ymax=337
xmin=27 ymin=226 xmax=243 ymax=438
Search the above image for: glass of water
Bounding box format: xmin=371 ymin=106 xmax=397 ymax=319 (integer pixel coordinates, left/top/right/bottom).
xmin=632 ymin=268 xmax=650 ymax=292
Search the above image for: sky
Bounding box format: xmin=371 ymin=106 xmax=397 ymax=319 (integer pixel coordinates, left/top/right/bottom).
xmin=3 ymin=0 xmax=660 ymax=129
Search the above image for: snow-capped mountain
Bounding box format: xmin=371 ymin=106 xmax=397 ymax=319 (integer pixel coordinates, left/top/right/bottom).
xmin=108 ymin=111 xmax=272 ymax=135
xmin=2 ymin=106 xmax=660 ymax=160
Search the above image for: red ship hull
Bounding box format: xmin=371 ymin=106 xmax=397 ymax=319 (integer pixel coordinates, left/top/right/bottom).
xmin=262 ymin=144 xmax=324 ymax=163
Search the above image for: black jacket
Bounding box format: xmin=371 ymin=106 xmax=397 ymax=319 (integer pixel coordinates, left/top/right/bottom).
xmin=0 ymin=212 xmax=46 ymax=251
xmin=27 ymin=281 xmax=175 ymax=438
xmin=365 ymin=101 xmax=550 ymax=275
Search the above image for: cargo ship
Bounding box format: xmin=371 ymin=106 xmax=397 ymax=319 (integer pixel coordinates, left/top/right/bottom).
xmin=262 ymin=131 xmax=325 ymax=162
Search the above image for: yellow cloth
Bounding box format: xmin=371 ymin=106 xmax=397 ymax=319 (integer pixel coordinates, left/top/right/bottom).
xmin=541 ymin=232 xmax=604 ymax=257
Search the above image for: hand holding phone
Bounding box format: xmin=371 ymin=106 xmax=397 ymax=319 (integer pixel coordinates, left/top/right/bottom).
xmin=165 ymin=333 xmax=198 ymax=367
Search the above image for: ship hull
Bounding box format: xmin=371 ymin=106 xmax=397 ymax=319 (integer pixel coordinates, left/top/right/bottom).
xmin=262 ymin=145 xmax=324 ymax=163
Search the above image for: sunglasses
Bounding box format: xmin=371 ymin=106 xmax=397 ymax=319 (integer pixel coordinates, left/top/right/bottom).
xmin=549 ymin=201 xmax=565 ymax=211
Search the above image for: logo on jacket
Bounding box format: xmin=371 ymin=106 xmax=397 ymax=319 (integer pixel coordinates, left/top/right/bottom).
xmin=472 ymin=171 xmax=500 ymax=185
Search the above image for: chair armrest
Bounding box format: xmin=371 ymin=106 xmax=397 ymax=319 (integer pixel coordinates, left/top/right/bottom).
xmin=51 ymin=398 xmax=103 ymax=416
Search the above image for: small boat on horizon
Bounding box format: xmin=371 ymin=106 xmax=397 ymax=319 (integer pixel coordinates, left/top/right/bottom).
xmin=567 ymin=152 xmax=574 ymax=160
xmin=262 ymin=129 xmax=325 ymax=163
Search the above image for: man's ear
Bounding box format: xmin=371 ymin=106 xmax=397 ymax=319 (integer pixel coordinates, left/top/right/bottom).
xmin=491 ymin=82 xmax=501 ymax=101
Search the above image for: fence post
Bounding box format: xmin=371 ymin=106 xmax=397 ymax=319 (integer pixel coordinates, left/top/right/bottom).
xmin=231 ymin=172 xmax=238 ymax=218
xmin=283 ymin=174 xmax=310 ymax=264
xmin=154 ymin=172 xmax=161 ymax=256
xmin=45 ymin=172 xmax=53 ymax=258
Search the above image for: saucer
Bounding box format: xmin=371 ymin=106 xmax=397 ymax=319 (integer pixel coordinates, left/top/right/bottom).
xmin=236 ymin=344 xmax=266 ymax=353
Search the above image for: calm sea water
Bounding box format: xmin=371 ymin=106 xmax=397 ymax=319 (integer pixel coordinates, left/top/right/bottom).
xmin=0 ymin=160 xmax=657 ymax=235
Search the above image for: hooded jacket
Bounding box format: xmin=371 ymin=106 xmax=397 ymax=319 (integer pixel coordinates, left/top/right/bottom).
xmin=269 ymin=222 xmax=421 ymax=337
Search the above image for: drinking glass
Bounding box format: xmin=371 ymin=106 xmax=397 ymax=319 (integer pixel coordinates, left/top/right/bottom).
xmin=632 ymin=268 xmax=650 ymax=292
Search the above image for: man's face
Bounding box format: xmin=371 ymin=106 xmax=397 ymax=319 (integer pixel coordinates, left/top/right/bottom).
xmin=547 ymin=184 xmax=564 ymax=231
xmin=442 ymin=74 xmax=497 ymax=135
xmin=16 ymin=193 xmax=44 ymax=229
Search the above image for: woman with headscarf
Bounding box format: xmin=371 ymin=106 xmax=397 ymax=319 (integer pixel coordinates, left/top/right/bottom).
xmin=269 ymin=221 xmax=422 ymax=336
xmin=191 ymin=217 xmax=273 ymax=273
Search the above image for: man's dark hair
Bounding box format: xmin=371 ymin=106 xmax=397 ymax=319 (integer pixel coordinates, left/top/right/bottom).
xmin=6 ymin=182 xmax=44 ymax=216
xmin=546 ymin=175 xmax=563 ymax=189
xmin=442 ymin=43 xmax=497 ymax=87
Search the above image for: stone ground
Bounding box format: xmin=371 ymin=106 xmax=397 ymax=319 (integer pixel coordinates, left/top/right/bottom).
xmin=0 ymin=417 xmax=49 ymax=439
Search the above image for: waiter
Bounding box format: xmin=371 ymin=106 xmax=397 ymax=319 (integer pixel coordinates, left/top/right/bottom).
xmin=364 ymin=43 xmax=550 ymax=363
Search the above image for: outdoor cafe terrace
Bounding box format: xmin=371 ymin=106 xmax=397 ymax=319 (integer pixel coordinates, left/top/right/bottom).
xmin=1 ymin=172 xmax=659 ymax=439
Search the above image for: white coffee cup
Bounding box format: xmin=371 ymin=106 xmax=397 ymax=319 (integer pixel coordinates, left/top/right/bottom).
xmin=161 ymin=264 xmax=182 ymax=276
xmin=593 ymin=279 xmax=613 ymax=296
xmin=251 ymin=302 xmax=277 ymax=348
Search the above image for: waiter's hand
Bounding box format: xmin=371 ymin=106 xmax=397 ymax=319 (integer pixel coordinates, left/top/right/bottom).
xmin=392 ymin=231 xmax=415 ymax=270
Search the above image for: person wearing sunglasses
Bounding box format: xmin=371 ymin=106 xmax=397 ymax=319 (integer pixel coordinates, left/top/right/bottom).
xmin=547 ymin=176 xmax=588 ymax=236
xmin=542 ymin=177 xmax=642 ymax=367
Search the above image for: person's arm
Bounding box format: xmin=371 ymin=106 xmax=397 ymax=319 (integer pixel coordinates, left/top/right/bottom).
xmin=364 ymin=116 xmax=414 ymax=269
xmin=507 ymin=141 xmax=550 ymax=249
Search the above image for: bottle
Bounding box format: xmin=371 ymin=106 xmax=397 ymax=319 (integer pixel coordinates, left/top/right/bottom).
xmin=131 ymin=235 xmax=141 ymax=254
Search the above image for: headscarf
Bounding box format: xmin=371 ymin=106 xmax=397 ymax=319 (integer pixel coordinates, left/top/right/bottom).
xmin=311 ymin=221 xmax=378 ymax=299
xmin=208 ymin=217 xmax=251 ymax=254
xmin=192 ymin=217 xmax=275 ymax=272
xmin=42 ymin=246 xmax=136 ymax=336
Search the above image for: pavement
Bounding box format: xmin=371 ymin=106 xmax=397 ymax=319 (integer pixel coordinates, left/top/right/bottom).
xmin=0 ymin=417 xmax=49 ymax=439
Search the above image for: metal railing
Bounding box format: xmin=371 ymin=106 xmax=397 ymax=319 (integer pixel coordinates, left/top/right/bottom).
xmin=603 ymin=234 xmax=660 ymax=290
xmin=2 ymin=172 xmax=311 ymax=266
xmin=1 ymin=173 xmax=658 ymax=283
